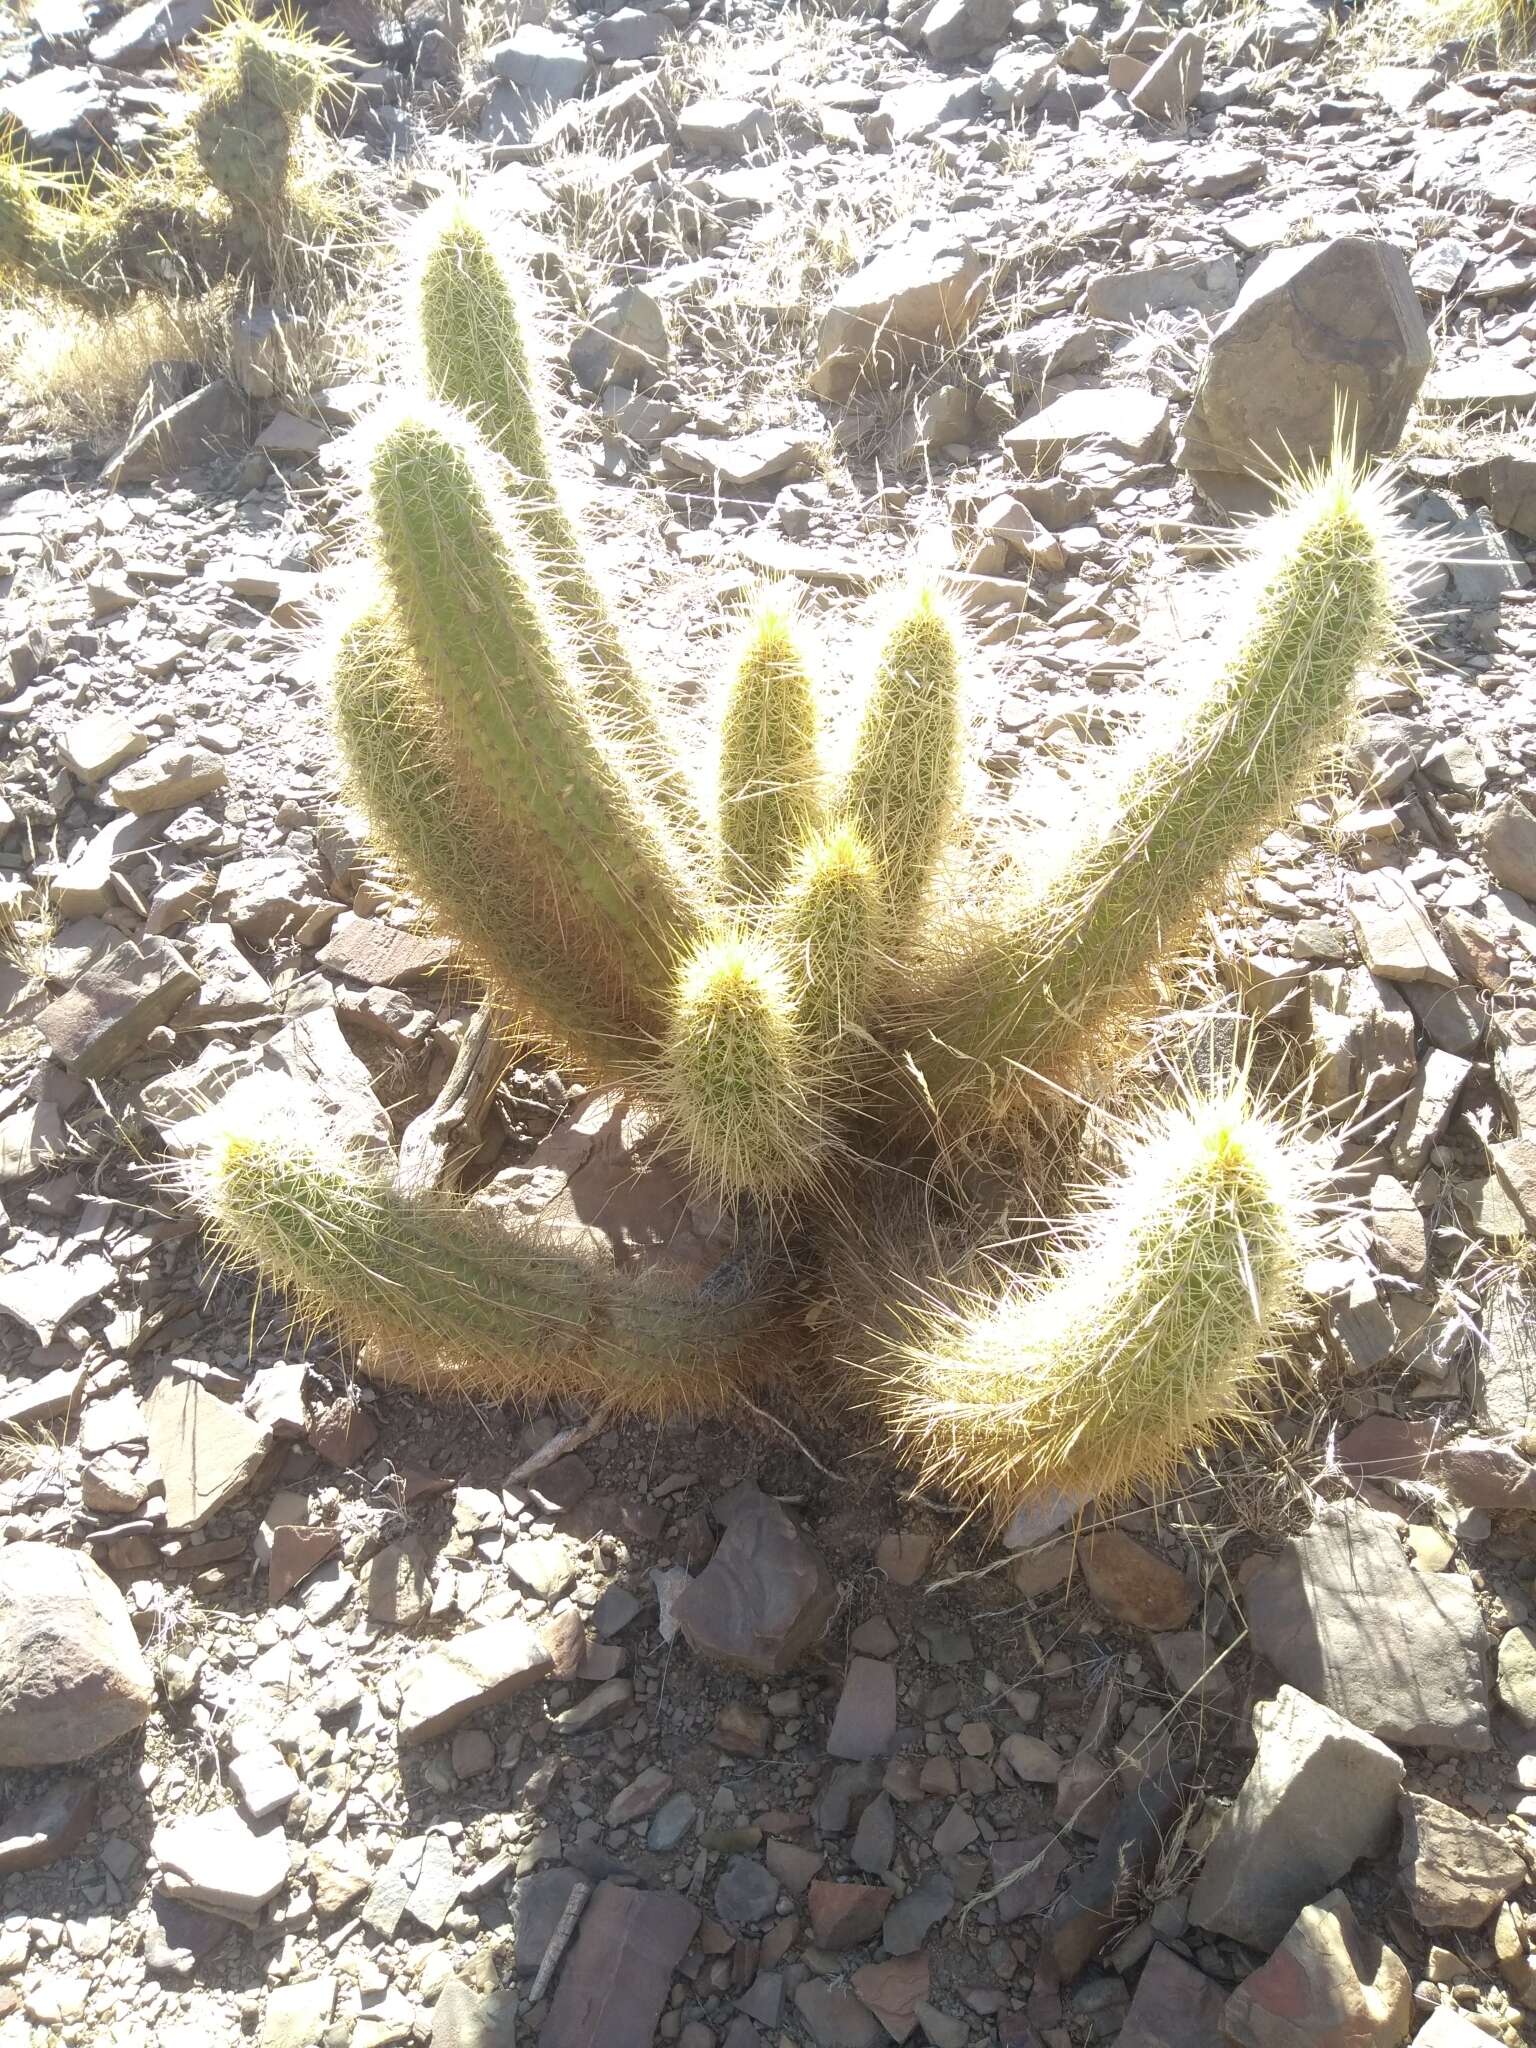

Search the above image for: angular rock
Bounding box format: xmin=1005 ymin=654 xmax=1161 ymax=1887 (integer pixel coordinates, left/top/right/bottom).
xmin=1179 ymin=240 xmax=1431 ymax=489
xmin=828 ymin=1657 xmax=899 ymax=1761
xmin=397 ymin=1620 xmax=554 ymax=1744
xmin=90 ymin=0 xmax=213 ymax=66
xmin=1084 ymin=254 xmax=1236 ymax=326
xmin=676 ymin=95 xmax=770 ymax=156
xmin=1082 ymin=1531 xmax=1195 ymax=1630
xmin=109 ymin=742 xmax=226 ymax=814
xmin=105 ymin=379 xmax=248 ymax=485
xmin=674 ymin=1493 xmax=835 ymax=1675
xmin=853 ymin=1951 xmax=929 ymax=2039
xmin=36 ymin=937 xmax=200 ymax=1079
xmin=991 ymin=1832 xmax=1071 ymax=1924
xmin=1119 ymin=1944 xmax=1227 ymax=2047
xmin=429 ymin=1972 xmax=518 ymax=2047
xmin=1221 ymin=1891 xmax=1411 ymax=2048
xmin=1349 ymin=871 xmax=1456 ymax=987
xmin=144 ymin=1372 xmax=273 ymax=1530
xmin=808 ymin=1879 xmax=892 ymax=1951
xmin=540 ymin=1881 xmax=699 ymax=2048
xmin=1007 ymin=385 xmax=1171 ymax=467
xmin=1398 ymin=1793 xmax=1526 ymax=1930
xmin=489 ymin=21 xmax=590 ymax=100
xmin=809 ymin=226 xmax=984 ymax=402
xmin=0 ymin=65 xmax=111 ymax=159
xmin=152 ymin=1806 xmax=288 ymax=1920
xmin=0 ymin=1544 xmax=153 ymax=1767
xmin=1485 ymin=797 xmax=1536 ymax=900
xmin=795 ymin=1980 xmax=882 ymax=2047
xmin=512 ymin=1865 xmax=587 ymax=1976
xmin=1242 ymin=1500 xmax=1491 ymax=1751
xmin=0 ymin=1777 xmax=96 ymax=1874
xmin=570 ymin=283 xmax=668 ymax=393
xmin=1189 ymin=1685 xmax=1404 ymax=1951
xmin=1047 ymin=1766 xmax=1189 ymax=1979
xmin=1496 ymin=1625 xmax=1536 ymax=1730
xmin=1129 ymin=28 xmax=1204 ymax=125
xmin=883 ymin=1868 xmax=953 ymax=1955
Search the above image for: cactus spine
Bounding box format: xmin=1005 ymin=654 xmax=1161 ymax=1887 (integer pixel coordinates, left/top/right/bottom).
xmin=201 ymin=1119 xmax=775 ymax=1415
xmin=875 ymin=1089 xmax=1307 ymax=1524
xmin=775 ymin=824 xmax=885 ymax=1046
xmin=716 ymin=600 xmax=826 ymax=900
xmin=908 ymin=456 xmax=1397 ymax=1123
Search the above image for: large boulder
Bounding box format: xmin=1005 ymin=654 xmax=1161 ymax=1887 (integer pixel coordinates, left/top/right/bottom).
xmin=0 ymin=1544 xmax=154 ymax=1766
xmin=1178 ymin=239 xmax=1431 ymax=495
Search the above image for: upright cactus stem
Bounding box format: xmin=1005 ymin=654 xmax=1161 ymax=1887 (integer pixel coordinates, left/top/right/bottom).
xmin=909 ymin=450 xmax=1399 ymax=1123
xmin=413 ymin=198 xmax=705 ymax=851
xmin=875 ymin=1089 xmax=1309 ymax=1525
xmin=368 ymin=403 xmax=703 ymax=1016
xmin=775 ymin=823 xmax=885 ymax=1046
xmin=716 ymin=600 xmax=825 ymax=901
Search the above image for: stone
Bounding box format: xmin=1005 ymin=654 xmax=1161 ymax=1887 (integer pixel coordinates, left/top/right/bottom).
xmin=260 ymin=1977 xmax=336 ymax=2048
xmin=1436 ymin=1431 xmax=1536 ymax=1510
xmin=715 ymin=1854 xmax=779 ymax=1925
xmin=1453 ymin=450 xmax=1536 ymax=542
xmin=504 ymin=1536 xmax=579 ymax=1603
xmin=828 ymin=1657 xmax=899 ymax=1761
xmin=229 ymin=1742 xmax=300 ymax=1823
xmin=991 ymin=1833 xmax=1072 ymax=1923
xmin=852 ymin=1790 xmax=896 ymax=1874
xmin=512 ymin=1865 xmax=586 ymax=1975
xmin=1189 ymin=1686 xmax=1404 ymax=1950
xmin=809 ymin=226 xmax=984 ymax=402
xmin=1047 ymin=1766 xmax=1190 ymax=1979
xmin=1392 ymin=1050 xmax=1474 ymax=1178
xmin=854 ymin=1952 xmax=929 ymax=2040
xmin=660 ymin=428 xmax=816 ymax=488
xmin=429 ymin=1972 xmax=518 ymax=2047
xmin=1485 ymin=797 xmax=1536 ymax=899
xmin=540 ymin=1881 xmax=700 ymax=2048
xmin=1221 ymin=1892 xmax=1411 ymax=2047
xmin=1242 ymin=1500 xmax=1491 ymax=1751
xmin=1448 ymin=508 xmax=1531 ymax=604
xmin=923 ymin=0 xmax=1011 ymax=55
xmin=489 ymin=22 xmax=590 ymax=101
xmin=144 ymin=1372 xmax=272 ymax=1530
xmin=317 ymin=916 xmax=453 ymax=986
xmin=109 ymin=742 xmax=226 ymax=813
xmin=1082 ymin=1531 xmax=1195 ymax=1630
xmin=1000 ymin=1734 xmax=1064 ymax=1784
xmin=982 ymin=46 xmax=1056 ymax=113
xmin=0 ymin=1544 xmax=153 ymax=1766
xmin=0 ymin=1777 xmax=96 ymax=1875
xmin=152 ymin=1807 xmax=288 ymax=1920
xmin=1179 ymin=240 xmax=1431 ymax=489
xmin=1422 ymin=357 xmax=1536 ymax=413
xmin=1348 ymin=872 xmax=1456 ymax=986
xmin=60 ymin=711 xmax=144 ymax=783
xmin=1496 ymin=1625 xmax=1536 ymax=1729
xmin=1006 ymin=386 xmax=1171 ymax=468
xmin=677 ymin=96 xmax=771 ymax=156
xmin=397 ymin=1620 xmax=554 ymax=1744
xmin=1411 ymin=2015 xmax=1504 ymax=2047
xmin=548 ymin=1676 xmax=632 ymax=1734
xmin=0 ymin=1249 xmax=114 ymax=1348
xmin=808 ymin=1880 xmax=892 ymax=1950
xmin=1398 ymin=1794 xmax=1525 ymax=1930
xmin=1118 ymin=1944 xmax=1227 ymax=2047
xmin=0 ymin=65 xmax=112 ymax=159
xmin=883 ymin=1869 xmax=953 ymax=1955
xmin=607 ymin=1764 xmax=673 ymax=1827
xmin=106 ymin=379 xmax=248 ymax=485
xmin=36 ymin=937 xmax=200 ymax=1079
xmin=1084 ymin=254 xmax=1237 ymax=326
xmin=1129 ymin=28 xmax=1204 ymax=124
xmin=90 ymin=0 xmax=213 ymax=66
xmin=570 ymin=283 xmax=668 ymax=393
xmin=674 ymin=1493 xmax=836 ymax=1675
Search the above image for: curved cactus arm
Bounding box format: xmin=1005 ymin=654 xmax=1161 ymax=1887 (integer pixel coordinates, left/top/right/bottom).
xmin=715 ymin=597 xmax=826 ymax=900
xmin=193 ymin=1114 xmax=779 ymax=1416
xmin=368 ymin=402 xmax=704 ymax=1006
xmin=189 ymin=8 xmax=337 ymax=212
xmin=331 ymin=603 xmax=648 ymax=1071
xmin=871 ymin=1088 xmax=1308 ymax=1526
xmin=413 ymin=198 xmax=708 ymax=854
xmin=907 ymin=449 xmax=1402 ymax=1127
xmin=656 ymin=928 xmax=833 ymax=1205
xmin=840 ymin=586 xmax=966 ymax=927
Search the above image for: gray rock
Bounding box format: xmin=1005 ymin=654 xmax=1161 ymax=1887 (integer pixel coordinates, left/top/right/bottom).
xmin=397 ymin=1621 xmax=554 ymax=1744
xmin=260 ymin=1977 xmax=337 ymax=2048
xmin=513 ymin=1865 xmax=587 ymax=1975
xmin=1452 ymin=450 xmax=1536 ymax=542
xmin=570 ymin=284 xmax=668 ymax=394
xmin=1398 ymin=1793 xmax=1526 ymax=1930
xmin=0 ymin=1544 xmax=153 ymax=1767
xmin=1084 ymin=254 xmax=1238 ymax=325
xmin=1243 ymin=1501 xmax=1490 ymax=1751
xmin=715 ymin=1854 xmax=779 ymax=1925
xmin=0 ymin=1776 xmax=96 ymax=1875
xmin=1497 ymin=1625 xmax=1536 ymax=1730
xmin=36 ymin=937 xmax=200 ymax=1080
xmin=882 ymin=1869 xmax=953 ymax=1955
xmin=1129 ymin=28 xmax=1204 ymax=124
xmin=152 ymin=1806 xmax=288 ymax=1920
xmin=922 ymin=0 xmax=1012 ymax=59
xmin=827 ymin=1657 xmax=898 ymax=1761
xmin=1448 ymin=508 xmax=1531 ymax=604
xmin=1189 ymin=1685 xmax=1404 ymax=1950
xmin=880 ymin=75 xmax=985 ymax=141
xmin=851 ymin=1789 xmax=896 ymax=1874
xmin=1221 ymin=1891 xmax=1411 ymax=2046
xmin=590 ymin=9 xmax=673 ymax=62
xmin=540 ymin=1882 xmax=699 ymax=2048
xmin=105 ymin=379 xmax=248 ymax=485
xmin=0 ymin=66 xmax=112 ymax=159
xmin=144 ymin=1371 xmax=273 ymax=1531
xmin=674 ymin=1493 xmax=835 ymax=1675
xmin=1117 ymin=1943 xmax=1226 ymax=2046
xmin=429 ymin=1972 xmax=518 ymax=2047
xmin=1485 ymin=796 xmax=1536 ymax=899
xmin=676 ymin=96 xmax=771 ymax=155
xmin=1179 ymin=239 xmax=1431 ymax=490
xmin=489 ymin=23 xmax=591 ymax=101
xmin=794 ymin=1980 xmax=882 ymax=2047
xmin=981 ymin=46 xmax=1056 ymax=113
xmin=808 ymin=225 xmax=984 ymax=402
xmin=90 ymin=0 xmax=213 ymax=65
xmin=1006 ymin=386 xmax=1171 ymax=467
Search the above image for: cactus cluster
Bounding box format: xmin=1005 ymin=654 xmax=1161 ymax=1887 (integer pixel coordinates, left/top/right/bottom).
xmin=0 ymin=4 xmax=343 ymax=313
xmin=194 ymin=195 xmax=1405 ymax=1522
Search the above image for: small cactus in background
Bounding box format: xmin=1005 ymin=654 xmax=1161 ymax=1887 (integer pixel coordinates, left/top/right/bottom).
xmin=192 ymin=195 xmax=1404 ymax=1522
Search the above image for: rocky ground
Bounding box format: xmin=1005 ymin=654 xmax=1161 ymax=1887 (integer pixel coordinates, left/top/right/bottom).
xmin=4 ymin=0 xmax=1536 ymax=2045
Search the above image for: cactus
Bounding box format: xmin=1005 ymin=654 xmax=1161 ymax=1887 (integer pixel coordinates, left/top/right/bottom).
xmin=906 ymin=456 xmax=1399 ymax=1128
xmin=873 ymin=1088 xmax=1309 ymax=1525
xmin=187 ymin=197 xmax=1406 ymax=1528
xmin=190 ymin=11 xmax=333 ymax=217
xmin=716 ymin=599 xmax=825 ymax=900
xmin=413 ymin=199 xmax=702 ymax=844
xmin=197 ymin=1114 xmax=778 ymax=1416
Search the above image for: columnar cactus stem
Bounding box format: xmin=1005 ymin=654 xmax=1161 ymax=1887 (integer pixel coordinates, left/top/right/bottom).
xmin=196 ymin=1120 xmax=776 ymax=1415
xmin=842 ymin=588 xmax=965 ymax=924
xmin=330 ymin=604 xmax=644 ymax=1070
xmin=716 ymin=599 xmax=825 ymax=900
xmin=368 ymin=404 xmax=704 ymax=1009
xmin=909 ymin=453 xmax=1398 ymax=1123
xmin=875 ymin=1089 xmax=1308 ymax=1524
xmin=775 ymin=823 xmax=885 ymax=1045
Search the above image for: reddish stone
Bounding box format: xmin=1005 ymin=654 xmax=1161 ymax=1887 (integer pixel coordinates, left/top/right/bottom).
xmin=853 ymin=1952 xmax=929 ymax=2042
xmin=540 ymin=1882 xmax=700 ymax=2048
xmin=1082 ymin=1531 xmax=1195 ymax=1630
xmin=267 ymin=1524 xmax=339 ymax=1605
xmin=991 ymin=1833 xmax=1071 ymax=1924
xmin=1336 ymin=1414 xmax=1437 ymax=1483
xmin=307 ymin=1394 xmax=378 ymax=1467
xmin=1120 ymin=1944 xmax=1227 ymax=2048
xmin=807 ymin=1879 xmax=892 ymax=1950
xmin=1222 ymin=1891 xmax=1411 ymax=2048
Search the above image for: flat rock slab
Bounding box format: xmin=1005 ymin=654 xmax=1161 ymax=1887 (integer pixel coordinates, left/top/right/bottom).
xmin=397 ymin=1619 xmax=553 ymax=1745
xmin=36 ymin=937 xmax=200 ymax=1079
xmin=1047 ymin=1766 xmax=1189 ymax=1979
xmin=1221 ymin=1891 xmax=1411 ymax=2048
xmin=317 ymin=915 xmax=456 ymax=986
xmin=152 ymin=1806 xmax=288 ymax=1920
xmin=827 ymin=1657 xmax=898 ymax=1761
xmin=1398 ymin=1793 xmax=1526 ymax=1930
xmin=1119 ymin=1943 xmax=1227 ymax=2047
xmin=1243 ymin=1500 xmax=1491 ymax=1751
xmin=144 ymin=1372 xmax=273 ymax=1531
xmin=1189 ymin=1684 xmax=1404 ymax=1951
xmin=0 ymin=1543 xmax=153 ymax=1767
xmin=539 ymin=1880 xmax=699 ymax=2048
